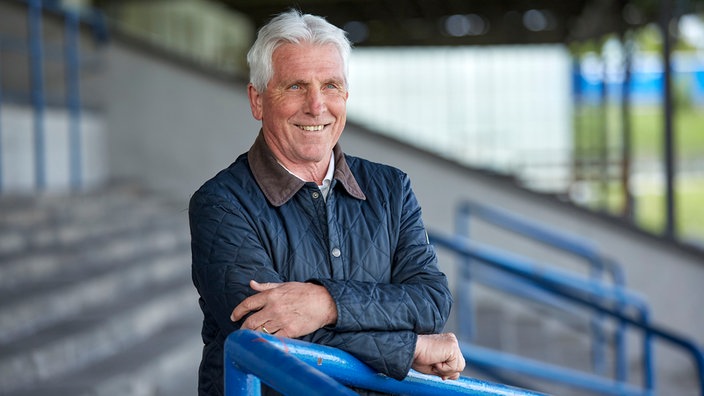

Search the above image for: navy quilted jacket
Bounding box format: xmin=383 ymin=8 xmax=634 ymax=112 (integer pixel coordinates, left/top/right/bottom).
xmin=189 ymin=133 xmax=452 ymax=395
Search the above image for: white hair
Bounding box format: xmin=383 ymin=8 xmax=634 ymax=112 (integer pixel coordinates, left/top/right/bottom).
xmin=246 ymin=9 xmax=351 ymax=92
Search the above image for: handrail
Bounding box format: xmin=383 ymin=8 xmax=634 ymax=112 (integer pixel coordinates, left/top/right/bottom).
xmin=456 ymin=200 xmax=637 ymax=381
xmin=460 ymin=342 xmax=648 ymax=396
xmin=429 ymin=230 xmax=704 ymax=395
xmin=224 ymin=329 xmax=547 ymax=396
xmin=224 ymin=330 xmax=356 ymax=396
xmin=457 ymin=201 xmax=623 ymax=279
xmin=1 ymin=0 xmax=107 ymax=192
xmin=443 ymin=230 xmax=655 ymax=391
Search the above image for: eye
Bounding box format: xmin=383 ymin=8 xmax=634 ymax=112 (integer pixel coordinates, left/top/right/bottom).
xmin=324 ymin=82 xmax=344 ymax=92
xmin=289 ymin=84 xmax=301 ymax=90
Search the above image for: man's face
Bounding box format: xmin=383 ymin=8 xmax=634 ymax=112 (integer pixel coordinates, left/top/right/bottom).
xmin=248 ymin=42 xmax=348 ymax=169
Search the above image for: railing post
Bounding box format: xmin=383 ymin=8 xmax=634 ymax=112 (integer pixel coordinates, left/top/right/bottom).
xmin=64 ymin=9 xmax=82 ymax=190
xmin=28 ymin=0 xmax=46 ymax=190
xmin=0 ymin=42 xmax=4 ymax=192
xmin=455 ymin=202 xmax=475 ymax=341
xmin=587 ymin=256 xmax=607 ymax=376
xmin=457 ymin=200 xmax=644 ymax=383
xmin=224 ymin=362 xmax=261 ymax=396
xmin=429 ymin=230 xmax=704 ymax=395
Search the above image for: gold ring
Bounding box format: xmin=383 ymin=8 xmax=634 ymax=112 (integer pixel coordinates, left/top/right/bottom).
xmin=262 ymin=326 xmax=270 ymax=334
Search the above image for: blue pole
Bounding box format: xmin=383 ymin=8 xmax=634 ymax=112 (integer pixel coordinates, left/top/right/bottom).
xmin=229 ymin=330 xmax=546 ymax=396
xmin=456 ymin=202 xmax=476 ymax=341
xmin=65 ymin=10 xmax=82 ymax=190
xmin=458 ymin=200 xmax=636 ymax=379
xmin=224 ymin=359 xmax=261 ymax=396
xmin=225 ymin=330 xmax=357 ymax=396
xmin=0 ymin=40 xmax=4 ymax=192
xmin=429 ymin=231 xmax=702 ymax=395
xmin=588 ymin=257 xmax=607 ymax=376
xmin=28 ymin=0 xmax=46 ymax=190
xmin=460 ymin=342 xmax=649 ymax=396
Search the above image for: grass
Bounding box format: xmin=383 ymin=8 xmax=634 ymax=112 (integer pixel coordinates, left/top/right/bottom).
xmin=574 ymin=103 xmax=704 ymax=244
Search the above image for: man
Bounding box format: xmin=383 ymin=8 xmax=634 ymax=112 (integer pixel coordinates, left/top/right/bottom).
xmin=189 ymin=9 xmax=465 ymax=395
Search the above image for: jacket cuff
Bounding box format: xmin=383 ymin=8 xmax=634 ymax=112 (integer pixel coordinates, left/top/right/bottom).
xmin=395 ymin=331 xmax=418 ymax=380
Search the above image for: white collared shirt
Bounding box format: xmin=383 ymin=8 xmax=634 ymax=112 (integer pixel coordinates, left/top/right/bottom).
xmin=278 ymin=152 xmax=335 ymax=202
xmin=318 ymin=152 xmax=335 ymax=202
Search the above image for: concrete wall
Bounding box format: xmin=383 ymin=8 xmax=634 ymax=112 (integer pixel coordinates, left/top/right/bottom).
xmin=0 ymin=105 xmax=107 ymax=193
xmin=104 ymin=40 xmax=259 ymax=204
xmin=104 ymin=38 xmax=704 ymax=381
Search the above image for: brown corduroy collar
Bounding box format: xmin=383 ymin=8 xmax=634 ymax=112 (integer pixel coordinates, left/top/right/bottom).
xmin=248 ymin=131 xmax=366 ymax=207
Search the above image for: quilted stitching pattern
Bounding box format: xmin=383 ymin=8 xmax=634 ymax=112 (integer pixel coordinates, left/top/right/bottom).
xmin=190 ymin=151 xmax=451 ymax=395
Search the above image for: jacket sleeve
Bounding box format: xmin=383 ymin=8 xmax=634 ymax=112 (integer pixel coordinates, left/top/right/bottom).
xmin=315 ymin=173 xmax=452 ymax=335
xmin=189 ymin=189 xmax=284 ymax=336
xmin=189 ymin=187 xmax=418 ymax=379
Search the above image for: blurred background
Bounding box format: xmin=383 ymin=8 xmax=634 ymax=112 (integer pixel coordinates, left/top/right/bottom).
xmin=1 ymin=0 xmax=703 ymax=395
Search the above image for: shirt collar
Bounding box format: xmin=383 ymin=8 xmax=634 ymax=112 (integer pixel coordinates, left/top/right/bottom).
xmin=248 ymin=131 xmax=366 ymax=207
xmin=320 ymin=151 xmax=335 ymax=188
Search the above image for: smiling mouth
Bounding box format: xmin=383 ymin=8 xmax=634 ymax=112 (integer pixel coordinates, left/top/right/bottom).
xmin=296 ymin=124 xmax=327 ymax=131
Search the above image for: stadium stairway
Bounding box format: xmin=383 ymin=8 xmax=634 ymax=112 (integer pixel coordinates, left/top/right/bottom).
xmin=0 ymin=183 xmax=201 ymax=396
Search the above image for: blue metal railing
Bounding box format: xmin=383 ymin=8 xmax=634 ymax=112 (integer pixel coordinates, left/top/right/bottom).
xmin=1 ymin=0 xmax=107 ymax=192
xmin=454 ymin=201 xmax=643 ymax=383
xmin=429 ymin=230 xmax=704 ymax=395
xmin=28 ymin=0 xmax=47 ymax=190
xmin=64 ymin=8 xmax=82 ymax=189
xmin=224 ymin=329 xmax=546 ymax=396
xmin=0 ymin=39 xmax=3 ymax=190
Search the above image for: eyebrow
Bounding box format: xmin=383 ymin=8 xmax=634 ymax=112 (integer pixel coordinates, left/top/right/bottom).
xmin=282 ymin=78 xmax=345 ymax=89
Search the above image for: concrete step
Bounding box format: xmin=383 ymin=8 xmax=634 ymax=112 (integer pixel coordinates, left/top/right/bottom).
xmin=0 ymin=184 xmax=201 ymax=395
xmin=0 ymin=279 xmax=198 ymax=394
xmin=466 ymin=295 xmax=700 ymax=396
xmin=0 ymin=216 xmax=188 ymax=293
xmin=0 ymin=198 xmax=184 ymax=260
xmin=0 ymin=245 xmax=191 ymax=345
xmin=0 ymin=189 xmax=134 ymax=231
xmin=467 ymin=296 xmax=617 ymax=395
xmin=5 ymin=306 xmax=201 ymax=396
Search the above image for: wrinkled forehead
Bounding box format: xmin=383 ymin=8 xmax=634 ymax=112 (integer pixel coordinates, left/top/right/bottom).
xmin=270 ymin=42 xmax=346 ymax=82
xmin=272 ymin=40 xmax=348 ymax=79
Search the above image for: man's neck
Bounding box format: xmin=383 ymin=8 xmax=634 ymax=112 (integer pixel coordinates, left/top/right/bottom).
xmin=277 ymin=153 xmax=334 ymax=186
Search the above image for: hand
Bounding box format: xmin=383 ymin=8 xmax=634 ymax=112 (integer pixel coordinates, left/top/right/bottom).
xmin=230 ymin=280 xmax=338 ymax=338
xmin=412 ymin=333 xmax=465 ymax=380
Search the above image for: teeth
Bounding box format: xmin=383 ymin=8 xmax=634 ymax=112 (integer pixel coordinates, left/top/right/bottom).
xmin=299 ymin=125 xmax=324 ymax=131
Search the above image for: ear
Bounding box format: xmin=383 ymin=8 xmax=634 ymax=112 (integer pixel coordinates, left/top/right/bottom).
xmin=247 ymin=83 xmax=263 ymax=120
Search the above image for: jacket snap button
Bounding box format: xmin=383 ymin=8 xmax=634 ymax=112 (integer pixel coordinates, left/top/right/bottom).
xmin=331 ymin=247 xmax=341 ymax=257
xmin=312 ymin=191 xmax=320 ymax=199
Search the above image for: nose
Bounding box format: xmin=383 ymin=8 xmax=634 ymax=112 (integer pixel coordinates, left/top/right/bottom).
xmin=304 ymin=87 xmax=326 ymax=116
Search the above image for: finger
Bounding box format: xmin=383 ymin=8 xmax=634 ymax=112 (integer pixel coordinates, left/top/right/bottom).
xmin=259 ymin=321 xmax=274 ymax=334
xmin=230 ymin=295 xmax=265 ymax=322
xmin=250 ymin=279 xmax=282 ymax=292
xmin=432 ymin=364 xmax=451 ymax=377
xmin=257 ymin=319 xmax=279 ymax=334
xmin=240 ymin=311 xmax=267 ymax=331
xmin=432 ymin=361 xmax=460 ymax=377
xmin=275 ymin=327 xmax=291 ymax=338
